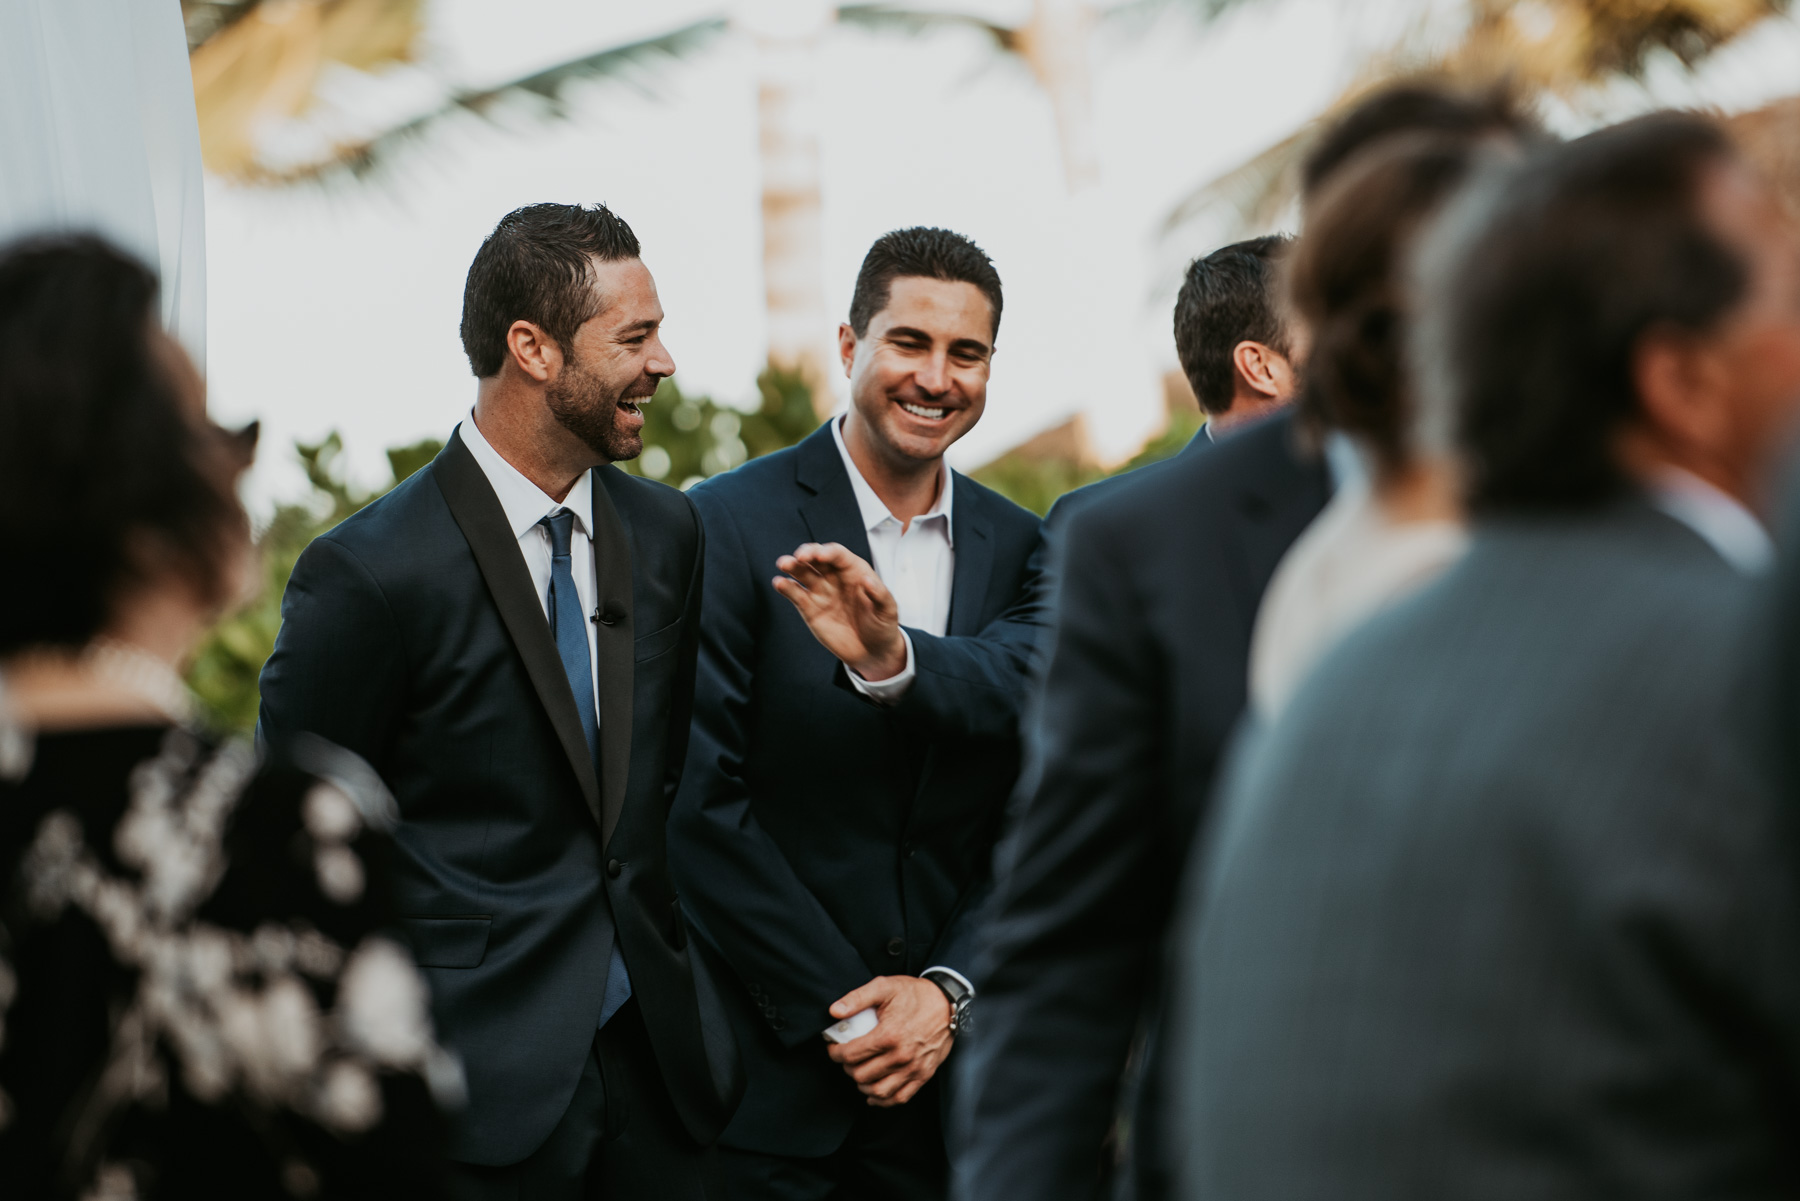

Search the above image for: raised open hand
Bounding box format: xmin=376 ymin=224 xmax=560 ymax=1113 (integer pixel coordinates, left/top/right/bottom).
xmin=772 ymin=542 xmax=908 ymax=682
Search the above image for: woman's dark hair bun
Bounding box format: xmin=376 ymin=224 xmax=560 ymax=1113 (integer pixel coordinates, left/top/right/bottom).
xmin=1289 ymin=132 xmax=1486 ymax=472
xmin=0 ymin=235 xmax=250 ymax=657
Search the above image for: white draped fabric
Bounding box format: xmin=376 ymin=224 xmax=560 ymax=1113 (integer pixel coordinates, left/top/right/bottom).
xmin=0 ymin=0 xmax=206 ymax=366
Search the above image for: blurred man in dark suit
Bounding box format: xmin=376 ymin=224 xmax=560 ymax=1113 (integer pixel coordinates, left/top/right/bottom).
xmin=951 ymin=235 xmax=1318 ymax=1201
xmin=952 ymin=83 xmax=1539 ymax=1201
xmin=670 ymin=228 xmax=1048 ymax=1200
xmin=1176 ymin=112 xmax=1800 ymax=1200
xmin=260 ymin=204 xmax=737 ymax=1199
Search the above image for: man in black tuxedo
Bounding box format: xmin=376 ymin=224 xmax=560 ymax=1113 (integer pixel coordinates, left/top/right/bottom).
xmin=260 ymin=203 xmax=735 ymax=1199
xmin=950 ymin=237 xmax=1320 ymax=1201
xmin=952 ymin=84 xmax=1539 ymax=1201
xmin=669 ymin=227 xmax=1048 ymax=1200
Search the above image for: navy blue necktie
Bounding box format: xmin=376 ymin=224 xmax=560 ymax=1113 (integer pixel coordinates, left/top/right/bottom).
xmin=540 ymin=508 xmax=632 ymax=1027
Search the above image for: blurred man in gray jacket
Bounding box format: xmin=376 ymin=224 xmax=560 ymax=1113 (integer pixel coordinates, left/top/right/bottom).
xmin=1175 ymin=113 xmax=1800 ymax=1199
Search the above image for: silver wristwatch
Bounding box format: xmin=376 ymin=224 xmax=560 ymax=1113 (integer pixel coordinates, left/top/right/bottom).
xmin=922 ymin=967 xmax=974 ymax=1037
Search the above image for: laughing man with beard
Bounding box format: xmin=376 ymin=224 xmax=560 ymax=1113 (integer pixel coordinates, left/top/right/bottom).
xmin=670 ymin=227 xmax=1050 ymax=1200
xmin=261 ymin=203 xmax=738 ymax=1198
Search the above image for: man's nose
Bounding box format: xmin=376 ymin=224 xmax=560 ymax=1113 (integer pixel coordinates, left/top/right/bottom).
xmin=914 ymin=353 xmax=950 ymax=396
xmin=648 ymin=335 xmax=676 ymax=379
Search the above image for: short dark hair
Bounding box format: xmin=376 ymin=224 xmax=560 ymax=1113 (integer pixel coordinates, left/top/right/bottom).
xmin=1414 ymin=112 xmax=1745 ymax=512
xmin=1302 ymin=80 xmax=1537 ymax=201
xmin=1173 ymin=235 xmax=1293 ymax=415
xmin=0 ymin=236 xmax=250 ymax=656
xmin=1289 ymin=134 xmax=1485 ymax=471
xmin=847 ymin=227 xmax=1002 ymax=341
xmin=460 ymin=202 xmax=641 ymax=378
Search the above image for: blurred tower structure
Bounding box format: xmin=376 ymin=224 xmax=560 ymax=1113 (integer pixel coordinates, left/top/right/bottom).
xmin=739 ymin=0 xmax=841 ymax=418
xmin=1019 ymin=0 xmax=1100 ymax=193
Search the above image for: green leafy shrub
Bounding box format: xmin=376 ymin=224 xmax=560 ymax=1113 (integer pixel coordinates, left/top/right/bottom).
xmin=186 ymin=432 xmax=442 ymax=733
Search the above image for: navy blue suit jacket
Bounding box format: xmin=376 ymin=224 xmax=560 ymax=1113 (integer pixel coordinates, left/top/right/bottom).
xmin=258 ymin=431 xmax=738 ymax=1166
xmin=954 ymin=411 xmax=1330 ymax=1201
xmin=669 ymin=424 xmax=1050 ymax=1156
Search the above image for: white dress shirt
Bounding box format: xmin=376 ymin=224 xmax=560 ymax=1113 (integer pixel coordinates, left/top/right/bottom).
xmin=460 ymin=413 xmax=602 ymax=711
xmin=829 ymin=415 xmax=955 ymax=703
xmin=828 ymin=419 xmax=974 ymax=1003
xmin=1249 ymin=470 xmax=1468 ymax=721
xmin=1648 ymin=465 xmax=1773 ymax=575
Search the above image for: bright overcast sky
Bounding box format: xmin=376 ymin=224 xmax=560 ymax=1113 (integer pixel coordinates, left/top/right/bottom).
xmin=202 ymin=0 xmax=1800 ymax=513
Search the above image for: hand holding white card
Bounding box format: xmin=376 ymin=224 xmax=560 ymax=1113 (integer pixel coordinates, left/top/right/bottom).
xmin=822 ymin=1006 xmax=877 ymax=1044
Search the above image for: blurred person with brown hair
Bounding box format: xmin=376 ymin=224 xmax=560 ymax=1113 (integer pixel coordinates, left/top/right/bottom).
xmin=952 ymin=80 xmax=1533 ymax=1201
xmin=1174 ymin=112 xmax=1800 ymax=1199
xmin=1246 ymin=131 xmax=1502 ymax=718
xmin=0 ymin=235 xmax=455 ymax=1199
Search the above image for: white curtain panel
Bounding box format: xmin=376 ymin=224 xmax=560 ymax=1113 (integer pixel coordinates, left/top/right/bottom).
xmin=0 ymin=0 xmax=206 ymax=367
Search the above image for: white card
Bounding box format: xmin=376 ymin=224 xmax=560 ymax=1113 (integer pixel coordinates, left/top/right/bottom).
xmin=822 ymin=1006 xmax=878 ymax=1044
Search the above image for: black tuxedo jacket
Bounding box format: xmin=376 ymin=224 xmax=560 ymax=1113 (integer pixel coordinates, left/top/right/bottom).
xmin=258 ymin=430 xmax=737 ymax=1166
xmin=953 ymin=411 xmax=1331 ymax=1201
xmin=668 ymin=424 xmax=1050 ymax=1157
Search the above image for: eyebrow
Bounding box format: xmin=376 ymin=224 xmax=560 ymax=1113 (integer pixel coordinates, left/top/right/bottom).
xmin=616 ymin=318 xmax=658 ymax=337
xmin=885 ymin=325 xmax=992 ymax=356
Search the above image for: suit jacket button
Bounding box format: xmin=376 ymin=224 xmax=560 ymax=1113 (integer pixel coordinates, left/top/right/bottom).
xmin=886 ymin=937 xmax=905 ymax=957
xmin=606 ymin=859 xmax=622 ymax=879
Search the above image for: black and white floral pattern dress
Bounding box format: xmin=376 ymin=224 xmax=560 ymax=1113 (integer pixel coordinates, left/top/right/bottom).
xmin=0 ymin=724 xmax=457 ymax=1199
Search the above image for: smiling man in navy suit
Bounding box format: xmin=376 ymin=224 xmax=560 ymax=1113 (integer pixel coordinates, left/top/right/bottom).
xmin=260 ymin=203 xmax=736 ymax=1199
xmin=670 ymin=228 xmax=1050 ymax=1200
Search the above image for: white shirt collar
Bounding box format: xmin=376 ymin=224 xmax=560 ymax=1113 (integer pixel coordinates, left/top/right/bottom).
xmin=460 ymin=410 xmax=593 ymax=541
xmin=1647 ymin=465 xmax=1772 ymax=575
xmin=829 ymin=415 xmax=954 ymax=542
xmin=1323 ymin=431 xmax=1369 ymax=496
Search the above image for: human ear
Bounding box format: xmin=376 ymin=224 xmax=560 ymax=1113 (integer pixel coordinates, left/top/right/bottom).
xmin=1631 ymin=327 xmax=1729 ymax=456
xmin=506 ymin=320 xmax=560 ymax=383
xmin=1233 ymin=341 xmax=1285 ymax=400
xmin=838 ymin=323 xmax=858 ymax=378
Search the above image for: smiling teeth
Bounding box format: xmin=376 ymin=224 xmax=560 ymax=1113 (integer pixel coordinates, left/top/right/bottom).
xmin=900 ymin=402 xmax=947 ymax=419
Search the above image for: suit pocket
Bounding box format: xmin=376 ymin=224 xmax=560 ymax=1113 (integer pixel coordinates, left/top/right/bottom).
xmin=634 ymin=618 xmax=683 ymax=663
xmin=402 ymin=915 xmax=492 ymax=968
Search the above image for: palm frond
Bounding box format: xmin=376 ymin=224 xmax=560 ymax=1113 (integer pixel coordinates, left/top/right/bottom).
xmin=242 ymin=17 xmax=729 ymax=186
xmin=1161 ymin=126 xmax=1308 ymax=239
xmin=1160 ymin=0 xmax=1792 ymax=240
xmin=834 ymin=4 xmax=1020 ymax=53
xmin=182 ymin=0 xmax=263 ymax=53
xmin=192 ymin=0 xmax=428 ymax=175
xmin=1100 ymin=0 xmax=1269 ymax=27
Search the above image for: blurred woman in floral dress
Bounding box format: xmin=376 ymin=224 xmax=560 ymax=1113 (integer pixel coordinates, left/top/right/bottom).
xmin=0 ymin=236 xmax=455 ymax=1199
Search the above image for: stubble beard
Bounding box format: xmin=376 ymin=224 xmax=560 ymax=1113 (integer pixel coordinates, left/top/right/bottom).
xmin=545 ymin=352 xmax=653 ymax=463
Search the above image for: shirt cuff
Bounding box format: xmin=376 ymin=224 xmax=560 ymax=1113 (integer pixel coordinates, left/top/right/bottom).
xmin=921 ymin=965 xmax=975 ymax=999
xmin=848 ymin=629 xmax=916 ymax=704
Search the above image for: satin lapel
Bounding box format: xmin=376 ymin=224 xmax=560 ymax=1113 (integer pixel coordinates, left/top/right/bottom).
xmin=795 ymin=426 xmax=876 ymax=563
xmin=432 ymin=430 xmax=604 ymax=827
xmin=948 ymin=473 xmax=992 ymax=636
xmin=589 ymin=468 xmax=634 ymax=847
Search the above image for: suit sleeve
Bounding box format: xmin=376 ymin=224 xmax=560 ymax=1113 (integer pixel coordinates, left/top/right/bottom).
xmin=668 ymin=492 xmax=875 ymax=1047
xmin=885 ymin=525 xmax=1053 ymax=743
xmin=257 ymin=535 xmax=407 ymax=766
xmin=953 ymin=501 xmax=1168 ymax=1201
